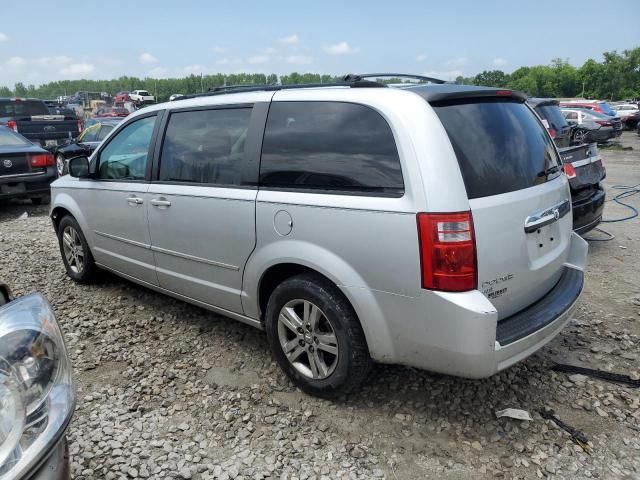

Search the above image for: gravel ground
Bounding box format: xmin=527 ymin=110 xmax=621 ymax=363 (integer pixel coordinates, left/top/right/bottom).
xmin=1 ymin=132 xmax=639 ymax=480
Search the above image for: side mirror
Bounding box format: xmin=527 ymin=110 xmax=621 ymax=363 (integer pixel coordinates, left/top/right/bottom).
xmin=68 ymin=156 xmax=90 ymax=178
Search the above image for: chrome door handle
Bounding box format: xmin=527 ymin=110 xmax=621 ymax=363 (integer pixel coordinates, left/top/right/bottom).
xmin=126 ymin=196 xmax=143 ymax=205
xmin=150 ymin=198 xmax=171 ymax=207
xmin=524 ymin=199 xmax=570 ymax=233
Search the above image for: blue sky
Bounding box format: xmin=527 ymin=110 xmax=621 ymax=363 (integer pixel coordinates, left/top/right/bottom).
xmin=0 ymin=0 xmax=638 ymax=87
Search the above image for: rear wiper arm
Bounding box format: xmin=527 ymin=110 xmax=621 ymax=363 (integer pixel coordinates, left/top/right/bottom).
xmin=537 ymin=165 xmax=561 ymax=177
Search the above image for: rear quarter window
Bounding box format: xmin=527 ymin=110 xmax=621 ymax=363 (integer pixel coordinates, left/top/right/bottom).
xmin=433 ymin=99 xmax=561 ymax=199
xmin=260 ymin=101 xmax=404 ymax=196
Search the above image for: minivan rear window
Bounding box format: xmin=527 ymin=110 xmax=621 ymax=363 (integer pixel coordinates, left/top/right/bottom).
xmin=433 ymin=99 xmax=561 ymax=199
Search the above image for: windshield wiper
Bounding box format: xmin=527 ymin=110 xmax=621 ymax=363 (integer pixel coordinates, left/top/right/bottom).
xmin=537 ymin=165 xmax=561 ymax=177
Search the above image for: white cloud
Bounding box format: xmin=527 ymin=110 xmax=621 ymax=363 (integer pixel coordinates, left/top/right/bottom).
xmin=444 ymin=57 xmax=468 ymax=68
xmin=0 ymin=32 xmax=8 ymax=42
xmin=60 ymin=63 xmax=95 ymax=76
xmin=278 ymin=34 xmax=299 ymax=45
xmin=212 ymin=46 xmax=228 ymax=54
xmin=216 ymin=57 xmax=243 ymax=66
xmin=33 ymin=56 xmax=72 ymax=67
xmin=262 ymin=47 xmax=279 ymax=55
xmin=493 ymin=57 xmax=508 ymax=67
xmin=247 ymin=55 xmax=269 ymax=64
xmin=424 ymin=70 xmax=463 ymax=81
xmin=139 ymin=52 xmax=158 ymax=64
xmin=5 ymin=57 xmax=26 ymax=68
xmin=283 ymin=55 xmax=312 ymax=65
xmin=416 ymin=54 xmax=427 ymax=62
xmin=322 ymin=41 xmax=360 ymax=55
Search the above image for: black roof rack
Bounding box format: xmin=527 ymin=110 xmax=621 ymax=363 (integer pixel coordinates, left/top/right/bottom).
xmin=179 ymin=78 xmax=386 ymax=100
xmin=343 ymin=73 xmax=446 ymax=84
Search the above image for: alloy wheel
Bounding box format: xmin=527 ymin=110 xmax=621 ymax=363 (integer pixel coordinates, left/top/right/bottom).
xmin=56 ymin=155 xmax=66 ymax=176
xmin=62 ymin=226 xmax=85 ymax=274
xmin=277 ymin=299 xmax=339 ymax=380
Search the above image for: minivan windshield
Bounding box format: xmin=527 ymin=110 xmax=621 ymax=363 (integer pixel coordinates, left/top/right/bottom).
xmin=433 ymin=99 xmax=561 ymax=199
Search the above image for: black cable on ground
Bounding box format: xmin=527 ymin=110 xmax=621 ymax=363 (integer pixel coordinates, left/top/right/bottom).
xmin=583 ymin=227 xmax=615 ymax=242
xmin=601 ymin=183 xmax=640 ymax=223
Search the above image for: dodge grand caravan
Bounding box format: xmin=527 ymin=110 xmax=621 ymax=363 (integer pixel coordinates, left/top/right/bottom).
xmin=50 ymin=75 xmax=588 ymax=397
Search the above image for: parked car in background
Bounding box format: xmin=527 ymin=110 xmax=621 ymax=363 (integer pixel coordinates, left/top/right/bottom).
xmin=95 ymin=106 xmax=129 ymax=118
xmin=561 ymin=108 xmax=620 ymax=143
xmin=51 ymin=79 xmax=588 ymax=397
xmin=527 ymin=98 xmax=572 ymax=148
xmin=53 ymin=119 xmax=120 ymax=175
xmin=0 ymin=126 xmax=56 ymax=204
xmin=0 ymin=98 xmax=81 ymax=151
xmin=559 ymin=100 xmax=618 ymax=117
xmin=113 ymin=91 xmax=131 ymax=103
xmin=0 ymin=281 xmax=75 ymax=480
xmin=129 ymin=90 xmax=155 ymax=104
xmin=557 ymin=143 xmax=606 ymax=234
xmin=612 ymin=103 xmax=640 ymax=129
xmin=169 ymin=94 xmax=184 ymax=101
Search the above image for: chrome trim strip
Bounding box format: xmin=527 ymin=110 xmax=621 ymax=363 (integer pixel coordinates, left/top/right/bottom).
xmin=150 ymin=245 xmax=239 ymax=271
xmin=570 ymin=155 xmax=601 ymax=168
xmin=0 ymin=172 xmax=45 ymax=179
xmin=524 ymin=199 xmax=571 ymax=233
xmin=94 ymin=230 xmax=151 ymax=249
xmin=95 ymin=262 xmax=262 ymax=330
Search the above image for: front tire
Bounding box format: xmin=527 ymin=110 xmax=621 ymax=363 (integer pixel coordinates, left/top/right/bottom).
xmin=265 ymin=273 xmax=372 ymax=398
xmin=57 ymin=216 xmax=98 ymax=283
xmin=572 ymin=128 xmax=587 ymax=144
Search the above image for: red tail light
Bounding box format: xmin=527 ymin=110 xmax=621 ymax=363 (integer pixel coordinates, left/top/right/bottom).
xmin=417 ymin=212 xmax=477 ymax=292
xmin=496 ymin=90 xmax=512 ymax=96
xmin=563 ymin=163 xmax=577 ymax=179
xmin=7 ymin=120 xmax=17 ymax=132
xmin=30 ymin=153 xmax=55 ymax=168
xmin=548 ymin=128 xmax=557 ymax=138
xmin=77 ymin=120 xmax=83 ymax=133
xmin=595 ymin=120 xmax=612 ymax=127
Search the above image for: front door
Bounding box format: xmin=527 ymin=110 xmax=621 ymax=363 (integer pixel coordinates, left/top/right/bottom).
xmin=78 ymin=114 xmax=160 ymax=285
xmin=147 ymin=105 xmax=262 ymax=314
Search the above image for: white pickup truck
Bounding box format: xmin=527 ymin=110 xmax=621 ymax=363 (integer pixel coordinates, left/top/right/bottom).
xmin=129 ymin=90 xmax=155 ymax=104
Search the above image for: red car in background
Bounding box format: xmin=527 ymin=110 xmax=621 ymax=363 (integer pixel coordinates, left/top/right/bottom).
xmin=95 ymin=107 xmax=129 ymax=118
xmin=113 ymin=91 xmax=131 ymax=103
xmin=559 ymin=100 xmax=618 ymax=116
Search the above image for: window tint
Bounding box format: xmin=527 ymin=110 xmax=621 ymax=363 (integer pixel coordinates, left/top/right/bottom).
xmin=535 ymin=104 xmax=569 ymax=131
xmin=260 ymin=102 xmax=403 ymax=196
xmin=0 ymin=100 xmax=49 ymax=117
xmin=433 ymin=99 xmax=561 ymax=199
xmin=79 ymin=124 xmax=100 ymax=142
xmin=0 ymin=128 xmax=30 ymax=146
xmin=159 ymin=108 xmax=252 ymax=186
xmin=97 ymin=125 xmax=114 ymax=141
xmin=564 ymin=111 xmax=578 ymax=120
xmin=97 ymin=116 xmax=156 ymax=180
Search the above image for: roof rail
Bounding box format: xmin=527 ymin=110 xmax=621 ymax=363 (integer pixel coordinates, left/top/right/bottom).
xmin=179 ymin=78 xmax=386 ymax=100
xmin=343 ymin=73 xmax=446 ymax=84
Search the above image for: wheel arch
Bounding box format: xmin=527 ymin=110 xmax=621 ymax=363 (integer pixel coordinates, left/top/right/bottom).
xmin=243 ymin=241 xmax=396 ymax=362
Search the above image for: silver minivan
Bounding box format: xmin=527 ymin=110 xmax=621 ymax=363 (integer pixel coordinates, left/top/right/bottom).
xmin=50 ymin=76 xmax=588 ymax=397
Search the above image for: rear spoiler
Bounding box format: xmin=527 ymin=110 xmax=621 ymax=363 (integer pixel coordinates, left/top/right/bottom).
xmin=425 ymin=89 xmax=527 ymax=103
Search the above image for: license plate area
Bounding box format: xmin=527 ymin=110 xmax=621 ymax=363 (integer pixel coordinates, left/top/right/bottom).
xmin=1 ymin=183 xmax=26 ymax=194
xmin=45 ymin=140 xmax=58 ymax=147
xmin=526 ymin=221 xmax=562 ymax=262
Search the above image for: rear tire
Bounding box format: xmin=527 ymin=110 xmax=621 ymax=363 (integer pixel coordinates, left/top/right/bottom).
xmin=56 ymin=154 xmax=67 ymax=176
xmin=57 ymin=215 xmax=99 ymax=283
xmin=265 ymin=273 xmax=372 ymax=398
xmin=572 ymin=128 xmax=587 ymax=144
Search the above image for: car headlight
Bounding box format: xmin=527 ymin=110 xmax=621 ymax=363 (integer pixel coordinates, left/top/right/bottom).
xmin=0 ymin=293 xmax=75 ymax=479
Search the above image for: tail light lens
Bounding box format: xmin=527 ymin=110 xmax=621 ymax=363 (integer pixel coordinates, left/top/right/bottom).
xmin=7 ymin=120 xmax=17 ymax=132
xmin=595 ymin=120 xmax=612 ymax=127
xmin=30 ymin=153 xmax=55 ymax=168
xmin=563 ymin=163 xmax=577 ymax=179
xmin=548 ymin=128 xmax=557 ymax=139
xmin=417 ymin=212 xmax=477 ymax=292
xmin=77 ymin=120 xmax=83 ymax=134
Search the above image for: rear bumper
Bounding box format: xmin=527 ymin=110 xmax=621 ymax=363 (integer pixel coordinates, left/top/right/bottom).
xmin=572 ymin=186 xmax=605 ymax=234
xmin=368 ymin=233 xmax=588 ymax=378
xmin=0 ymin=170 xmax=56 ymax=200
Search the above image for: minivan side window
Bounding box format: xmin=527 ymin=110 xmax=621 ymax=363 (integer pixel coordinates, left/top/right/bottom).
xmin=260 ymin=101 xmax=404 ymax=196
xmin=97 ymin=116 xmax=156 ymax=181
xmin=158 ymin=108 xmax=252 ymax=186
